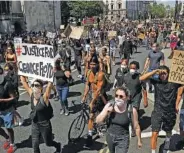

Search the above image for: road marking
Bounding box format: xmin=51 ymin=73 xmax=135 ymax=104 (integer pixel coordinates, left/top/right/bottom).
xmin=141 ymin=130 xmax=179 ymax=138
xmin=20 ymin=91 xmax=27 ymax=96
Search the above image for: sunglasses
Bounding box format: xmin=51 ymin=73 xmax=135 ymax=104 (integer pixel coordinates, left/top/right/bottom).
xmin=115 ymin=94 xmax=124 ymax=99
xmin=31 ymin=84 xmax=41 ymax=88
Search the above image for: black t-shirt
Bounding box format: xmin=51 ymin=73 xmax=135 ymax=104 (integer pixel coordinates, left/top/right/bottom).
xmin=151 ymin=78 xmax=180 ymax=112
xmin=123 ymin=72 xmax=146 ymax=103
xmin=0 ymin=80 xmax=15 ymax=111
xmin=115 ymin=67 xmax=128 ymax=87
xmin=54 ymin=70 xmax=68 ymax=87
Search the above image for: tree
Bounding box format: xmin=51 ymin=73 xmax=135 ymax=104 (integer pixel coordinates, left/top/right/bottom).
xmin=68 ymin=1 xmax=103 ymax=19
xmin=148 ymin=2 xmax=167 ymax=18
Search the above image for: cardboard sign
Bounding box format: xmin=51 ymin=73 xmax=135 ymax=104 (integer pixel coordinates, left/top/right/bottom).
xmin=137 ymin=33 xmax=145 ymax=40
xmin=46 ymin=32 xmax=56 ymax=39
xmin=60 ymin=25 xmax=65 ymax=30
xmin=69 ymin=26 xmax=84 ymax=39
xmin=108 ymin=31 xmax=117 ymax=39
xmin=15 ymin=43 xmax=55 ymax=82
xmin=169 ymin=50 xmax=184 ymax=84
xmin=63 ymin=25 xmax=72 ymax=38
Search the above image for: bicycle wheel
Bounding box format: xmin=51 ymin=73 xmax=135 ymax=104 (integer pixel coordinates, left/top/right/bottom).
xmin=68 ymin=114 xmax=86 ymax=142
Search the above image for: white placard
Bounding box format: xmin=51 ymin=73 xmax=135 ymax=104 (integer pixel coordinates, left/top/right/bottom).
xmin=46 ymin=32 xmax=56 ymax=39
xmin=15 ymin=43 xmax=55 ymax=82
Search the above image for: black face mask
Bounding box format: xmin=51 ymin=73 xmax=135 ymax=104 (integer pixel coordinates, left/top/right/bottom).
xmin=91 ymin=66 xmax=99 ymax=74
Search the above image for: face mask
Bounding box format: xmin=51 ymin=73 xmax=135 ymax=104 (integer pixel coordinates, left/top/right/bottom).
xmin=32 ymin=87 xmax=42 ymax=100
xmin=0 ymin=74 xmax=4 ymax=84
xmin=121 ymin=65 xmax=127 ymax=69
xmin=115 ymin=98 xmax=127 ymax=110
xmin=130 ymin=69 xmax=136 ymax=74
xmin=92 ymin=66 xmax=99 ymax=74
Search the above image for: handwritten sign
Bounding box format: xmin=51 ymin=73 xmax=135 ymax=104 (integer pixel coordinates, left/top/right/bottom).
xmin=15 ymin=43 xmax=55 ymax=82
xmin=46 ymin=32 xmax=56 ymax=39
xmin=169 ymin=50 xmax=184 ymax=84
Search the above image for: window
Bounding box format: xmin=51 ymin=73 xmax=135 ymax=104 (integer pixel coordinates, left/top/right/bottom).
xmin=118 ymin=3 xmax=121 ymax=9
xmin=111 ymin=16 xmax=113 ymax=20
xmin=111 ymin=12 xmax=113 ymax=15
xmin=111 ymin=4 xmax=113 ymax=10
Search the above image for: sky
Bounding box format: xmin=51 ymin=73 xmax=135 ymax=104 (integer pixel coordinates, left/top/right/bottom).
xmin=156 ymin=0 xmax=175 ymax=7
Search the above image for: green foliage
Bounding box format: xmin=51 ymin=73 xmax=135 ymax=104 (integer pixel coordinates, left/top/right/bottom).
xmin=67 ymin=1 xmax=103 ymax=18
xmin=148 ymin=2 xmax=169 ymax=18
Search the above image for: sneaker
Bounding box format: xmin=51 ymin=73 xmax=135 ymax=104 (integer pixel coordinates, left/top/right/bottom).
xmin=3 ymin=141 xmax=10 ymax=150
xmin=54 ymin=96 xmax=59 ymax=101
xmin=64 ymin=108 xmax=69 ymax=116
xmin=60 ymin=109 xmax=65 ymax=115
xmin=83 ymin=135 xmax=93 ymax=148
xmin=19 ymin=117 xmax=24 ymax=126
xmin=7 ymin=145 xmax=17 ymax=153
xmin=77 ymin=75 xmax=82 ymax=78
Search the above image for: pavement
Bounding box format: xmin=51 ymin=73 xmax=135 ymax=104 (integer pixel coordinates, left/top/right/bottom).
xmin=0 ymin=47 xmax=184 ymax=153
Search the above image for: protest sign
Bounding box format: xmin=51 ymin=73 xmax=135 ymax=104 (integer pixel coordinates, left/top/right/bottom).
xmin=69 ymin=26 xmax=84 ymax=39
xmin=15 ymin=43 xmax=55 ymax=82
xmin=108 ymin=31 xmax=117 ymax=39
xmin=60 ymin=25 xmax=65 ymax=30
xmin=46 ymin=32 xmax=56 ymax=39
xmin=14 ymin=37 xmax=22 ymax=45
xmin=169 ymin=50 xmax=184 ymax=84
xmin=63 ymin=25 xmax=72 ymax=38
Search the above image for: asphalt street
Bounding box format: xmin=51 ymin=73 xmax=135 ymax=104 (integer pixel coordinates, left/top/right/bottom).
xmin=0 ymin=47 xmax=183 ymax=153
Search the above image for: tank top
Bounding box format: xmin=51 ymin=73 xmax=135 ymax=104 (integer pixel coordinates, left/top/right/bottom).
xmin=7 ymin=56 xmax=14 ymax=62
xmin=107 ymin=110 xmax=130 ymax=135
xmin=30 ymin=94 xmax=53 ymax=123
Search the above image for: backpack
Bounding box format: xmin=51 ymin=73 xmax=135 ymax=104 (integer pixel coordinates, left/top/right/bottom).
xmin=86 ymin=70 xmax=111 ymax=92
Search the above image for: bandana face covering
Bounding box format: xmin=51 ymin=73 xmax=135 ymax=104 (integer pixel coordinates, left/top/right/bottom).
xmin=32 ymin=87 xmax=42 ymax=100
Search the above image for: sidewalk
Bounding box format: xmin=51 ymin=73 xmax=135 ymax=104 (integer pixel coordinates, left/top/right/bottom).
xmin=147 ymin=48 xmax=171 ymax=102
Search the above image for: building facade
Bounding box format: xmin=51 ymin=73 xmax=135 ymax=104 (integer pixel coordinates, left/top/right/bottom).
xmin=0 ymin=1 xmax=61 ymax=34
xmin=126 ymin=0 xmax=150 ymax=20
xmin=103 ymin=0 xmax=126 ymax=21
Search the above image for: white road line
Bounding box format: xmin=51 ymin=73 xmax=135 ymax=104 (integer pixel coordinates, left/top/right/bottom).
xmin=141 ymin=130 xmax=179 ymax=138
xmin=20 ymin=91 xmax=27 ymax=96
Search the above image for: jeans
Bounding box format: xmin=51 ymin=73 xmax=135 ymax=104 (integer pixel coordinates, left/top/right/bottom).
xmin=32 ymin=121 xmax=60 ymax=153
xmin=56 ymin=85 xmax=69 ymax=107
xmin=106 ymin=132 xmax=129 ymax=153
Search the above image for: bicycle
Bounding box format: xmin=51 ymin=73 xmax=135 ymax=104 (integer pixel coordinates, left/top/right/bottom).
xmin=68 ymin=101 xmax=107 ymax=143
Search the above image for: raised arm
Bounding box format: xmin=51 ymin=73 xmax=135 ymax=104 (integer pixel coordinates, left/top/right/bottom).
xmin=43 ymin=82 xmax=53 ymax=105
xmin=20 ymin=76 xmax=32 ymax=96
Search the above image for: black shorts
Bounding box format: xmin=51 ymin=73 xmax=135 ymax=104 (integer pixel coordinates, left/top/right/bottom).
xmin=91 ymin=97 xmax=105 ymax=114
xmin=151 ymin=110 xmax=176 ymax=132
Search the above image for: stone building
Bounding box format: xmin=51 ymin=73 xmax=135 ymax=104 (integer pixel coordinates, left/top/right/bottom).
xmin=0 ymin=1 xmax=61 ymax=34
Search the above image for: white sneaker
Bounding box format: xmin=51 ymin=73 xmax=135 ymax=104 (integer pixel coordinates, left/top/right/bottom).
xmin=77 ymin=75 xmax=82 ymax=78
xmin=19 ymin=117 xmax=24 ymax=126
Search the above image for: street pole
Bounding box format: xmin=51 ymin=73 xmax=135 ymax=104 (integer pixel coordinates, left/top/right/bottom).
xmin=53 ymin=0 xmax=56 ymax=32
xmin=175 ymin=0 xmax=178 ymax=23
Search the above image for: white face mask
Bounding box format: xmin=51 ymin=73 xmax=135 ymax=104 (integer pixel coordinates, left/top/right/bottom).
xmin=121 ymin=65 xmax=127 ymax=69
xmin=115 ymin=98 xmax=127 ymax=111
xmin=0 ymin=74 xmax=4 ymax=84
xmin=130 ymin=69 xmax=136 ymax=74
xmin=32 ymin=87 xmax=42 ymax=100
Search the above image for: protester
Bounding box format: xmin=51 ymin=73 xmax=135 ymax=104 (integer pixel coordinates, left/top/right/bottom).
xmin=0 ymin=66 xmax=17 ymax=153
xmin=140 ymin=65 xmax=182 ymax=153
xmin=54 ymin=59 xmax=71 ymax=116
xmin=143 ymin=43 xmax=165 ymax=93
xmin=96 ymin=86 xmax=142 ymax=153
xmin=20 ymin=76 xmax=62 ymax=153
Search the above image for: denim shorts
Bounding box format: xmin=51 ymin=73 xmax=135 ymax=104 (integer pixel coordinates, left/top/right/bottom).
xmin=0 ymin=107 xmax=14 ymax=128
xmin=179 ymin=109 xmax=184 ymax=131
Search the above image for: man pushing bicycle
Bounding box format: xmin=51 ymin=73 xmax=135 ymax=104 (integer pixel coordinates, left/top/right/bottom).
xmin=81 ymin=56 xmax=108 ymax=148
